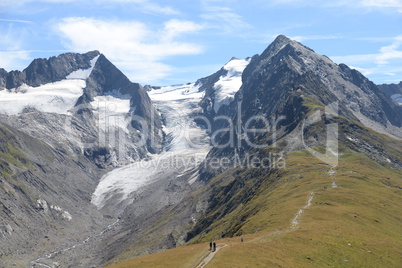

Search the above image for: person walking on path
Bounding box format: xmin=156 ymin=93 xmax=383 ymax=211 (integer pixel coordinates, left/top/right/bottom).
xmin=209 ymin=241 xmax=212 ymax=251
xmin=213 ymin=242 xmax=216 ymax=252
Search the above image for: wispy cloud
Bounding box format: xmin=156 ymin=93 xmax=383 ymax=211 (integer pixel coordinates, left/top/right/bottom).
xmin=376 ymin=36 xmax=402 ymax=64
xmin=331 ymin=36 xmax=402 ymax=82
xmin=0 ymin=19 xmax=33 ymax=23
xmin=360 ymin=0 xmax=402 ymax=8
xmin=268 ymin=0 xmax=402 ymax=11
xmin=55 ymin=17 xmax=204 ymax=84
xmin=290 ymin=35 xmax=342 ymax=42
xmin=199 ymin=1 xmax=251 ymax=35
xmin=332 ymin=36 xmax=402 ymax=65
xmin=0 ymin=51 xmax=30 ymax=71
xmin=200 ymin=11 xmax=251 ymax=34
xmin=0 ymin=0 xmax=179 ymax=15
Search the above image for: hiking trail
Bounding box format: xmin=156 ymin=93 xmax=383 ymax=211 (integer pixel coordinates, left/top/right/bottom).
xmin=195 ymin=244 xmax=227 ymax=268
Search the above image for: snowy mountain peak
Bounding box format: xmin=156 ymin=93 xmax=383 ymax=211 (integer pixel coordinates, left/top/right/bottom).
xmin=0 ymin=53 xmax=100 ymax=116
xmin=0 ymin=50 xmax=101 ymax=90
xmin=213 ymin=57 xmax=251 ymax=113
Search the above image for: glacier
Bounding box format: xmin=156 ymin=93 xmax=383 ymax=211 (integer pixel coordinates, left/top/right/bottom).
xmin=91 ymin=83 xmax=211 ymax=209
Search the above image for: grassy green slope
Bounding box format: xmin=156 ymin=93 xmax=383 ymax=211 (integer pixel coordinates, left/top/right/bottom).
xmin=106 ymin=145 xmax=402 ymax=267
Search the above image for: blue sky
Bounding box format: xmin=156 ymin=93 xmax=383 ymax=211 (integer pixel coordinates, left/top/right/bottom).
xmin=1 ymin=0 xmax=401 ymax=86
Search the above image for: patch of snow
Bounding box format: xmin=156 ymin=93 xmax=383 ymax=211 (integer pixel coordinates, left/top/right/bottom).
xmin=50 ymin=205 xmax=72 ymax=221
xmin=50 ymin=205 xmax=62 ymax=212
xmin=92 ymin=83 xmax=211 ymax=209
xmin=0 ymin=79 xmax=86 ymax=115
xmin=0 ymin=223 xmax=13 ymax=236
xmin=36 ymin=199 xmax=49 ymax=212
xmin=391 ymin=94 xmax=402 ymax=105
xmin=187 ymin=172 xmax=198 ymax=185
xmin=213 ymin=58 xmax=251 ymax=113
xmin=61 ymin=211 xmax=72 ymax=221
xmin=66 ymin=55 xmax=99 ymax=80
xmin=90 ymin=95 xmax=131 ymax=135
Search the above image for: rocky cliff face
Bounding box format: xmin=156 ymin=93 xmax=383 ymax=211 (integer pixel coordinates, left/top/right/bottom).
xmin=243 ymin=35 xmax=402 ymax=130
xmin=0 ymin=51 xmax=100 ymax=89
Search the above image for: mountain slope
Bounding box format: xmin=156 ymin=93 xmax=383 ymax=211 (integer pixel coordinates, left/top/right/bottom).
xmin=103 ymin=35 xmax=402 ymax=267
xmin=0 ymin=122 xmax=109 ymax=267
xmin=107 ymin=147 xmax=402 ymax=268
xmin=0 ymin=51 xmax=163 ymax=267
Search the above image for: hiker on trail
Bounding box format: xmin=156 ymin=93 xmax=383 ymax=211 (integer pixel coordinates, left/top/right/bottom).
xmin=241 ymin=236 xmax=244 ymax=242
xmin=213 ymin=242 xmax=216 ymax=252
xmin=209 ymin=241 xmax=212 ymax=251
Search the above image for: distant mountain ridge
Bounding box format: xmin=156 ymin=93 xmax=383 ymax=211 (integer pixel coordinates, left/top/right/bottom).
xmin=0 ymin=51 xmax=100 ymax=89
xmin=378 ymin=81 xmax=402 ymax=105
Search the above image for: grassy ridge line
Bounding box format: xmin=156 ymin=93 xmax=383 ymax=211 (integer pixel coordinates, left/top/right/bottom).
xmin=106 ymin=149 xmax=402 ymax=267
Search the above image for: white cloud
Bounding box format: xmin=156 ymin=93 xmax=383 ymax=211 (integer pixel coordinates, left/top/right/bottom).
xmin=200 ymin=10 xmax=251 ymax=34
xmin=0 ymin=51 xmax=30 ymax=71
xmin=331 ymin=36 xmax=402 ymax=82
xmin=55 ymin=17 xmax=204 ymax=84
xmin=360 ymin=0 xmax=402 ymax=8
xmin=162 ymin=19 xmax=205 ymax=41
xmin=332 ymin=36 xmax=402 ymax=65
xmin=0 ymin=19 xmax=33 ymax=23
xmin=376 ymin=36 xmax=402 ymax=65
xmin=199 ymin=0 xmax=251 ymax=35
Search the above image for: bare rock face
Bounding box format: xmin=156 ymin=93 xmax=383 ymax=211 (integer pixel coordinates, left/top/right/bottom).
xmin=241 ymin=35 xmax=402 ymax=131
xmin=199 ymin=35 xmax=402 ymax=180
xmin=0 ymin=51 xmax=100 ymax=89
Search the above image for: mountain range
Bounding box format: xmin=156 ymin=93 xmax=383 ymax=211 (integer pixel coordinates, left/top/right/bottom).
xmin=0 ymin=35 xmax=401 ymax=267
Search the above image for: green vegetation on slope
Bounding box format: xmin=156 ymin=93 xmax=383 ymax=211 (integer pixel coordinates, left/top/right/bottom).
xmin=106 ymin=148 xmax=402 ymax=267
xmin=0 ymin=124 xmax=30 ymax=177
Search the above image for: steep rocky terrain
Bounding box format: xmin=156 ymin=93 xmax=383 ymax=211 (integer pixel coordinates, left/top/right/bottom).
xmin=0 ymin=122 xmax=109 ymax=267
